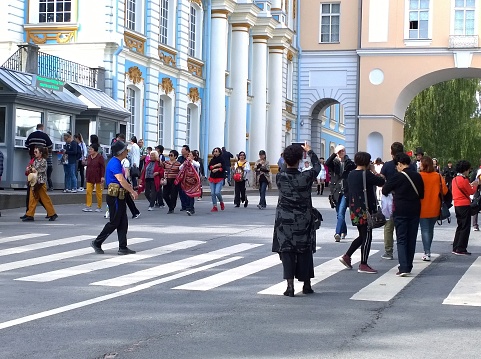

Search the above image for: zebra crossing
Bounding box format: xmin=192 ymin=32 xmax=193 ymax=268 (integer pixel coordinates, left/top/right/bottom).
xmin=0 ymin=231 xmax=479 ymax=311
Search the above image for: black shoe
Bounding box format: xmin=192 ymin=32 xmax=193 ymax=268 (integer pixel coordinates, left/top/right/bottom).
xmin=20 ymin=214 xmax=28 ymax=220
xmin=48 ymin=214 xmax=58 ymax=221
xmin=168 ymin=209 xmax=174 ymax=214
xmin=90 ymin=240 xmax=104 ymax=254
xmin=302 ymin=286 xmax=314 ymax=294
xmin=118 ymin=247 xmax=136 ymax=255
xmin=283 ymin=287 xmax=295 ymax=297
xmin=180 ymin=208 xmax=186 ymax=212
xmin=234 ymin=204 xmax=240 ymax=208
xmin=244 ymin=200 xmax=248 ymax=208
xmin=186 ymin=210 xmax=194 ymax=216
xmin=22 ymin=216 xmax=34 ymax=222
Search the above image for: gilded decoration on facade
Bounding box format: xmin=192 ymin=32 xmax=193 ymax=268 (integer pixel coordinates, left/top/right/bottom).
xmin=158 ymin=46 xmax=177 ymax=67
xmin=190 ymin=0 xmax=202 ymax=7
xmin=26 ymin=28 xmax=77 ymax=44
xmin=124 ymin=32 xmax=145 ymax=55
xmin=286 ymin=101 xmax=293 ymax=114
xmin=187 ymin=58 xmax=204 ymax=77
xmin=286 ymin=120 xmax=292 ymax=132
xmin=188 ymin=87 xmax=200 ymax=103
xmin=160 ymin=78 xmax=174 ymax=95
xmin=127 ymin=66 xmax=143 ymax=85
xmin=287 ymin=50 xmax=294 ymax=62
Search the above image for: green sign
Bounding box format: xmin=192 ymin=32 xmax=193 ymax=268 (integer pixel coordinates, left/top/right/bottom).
xmin=35 ymin=76 xmax=64 ymax=92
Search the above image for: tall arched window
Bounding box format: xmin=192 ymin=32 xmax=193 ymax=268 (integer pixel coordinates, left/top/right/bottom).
xmin=188 ymin=3 xmax=203 ymax=59
xmin=159 ymin=0 xmax=169 ymax=44
xmin=158 ymin=94 xmax=174 ymax=149
xmin=126 ymin=85 xmax=142 ymax=140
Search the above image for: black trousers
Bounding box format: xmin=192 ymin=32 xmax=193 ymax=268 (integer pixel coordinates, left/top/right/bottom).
xmin=94 ymin=195 xmax=128 ymax=249
xmin=234 ymin=180 xmax=247 ymax=206
xmin=163 ymin=179 xmax=179 ymax=211
xmin=280 ymin=251 xmax=314 ymax=281
xmin=346 ymin=225 xmax=372 ymax=265
xmin=144 ymin=178 xmax=157 ymax=207
xmin=454 ymin=205 xmax=471 ymax=252
xmin=47 ymin=166 xmax=53 ymax=189
xmin=77 ymin=160 xmax=85 ymax=188
xmin=125 ymin=192 xmax=140 ymax=216
xmin=156 ymin=186 xmax=165 ymax=206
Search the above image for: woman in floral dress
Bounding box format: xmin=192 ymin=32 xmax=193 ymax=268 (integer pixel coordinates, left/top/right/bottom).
xmin=339 ymin=152 xmax=385 ymax=274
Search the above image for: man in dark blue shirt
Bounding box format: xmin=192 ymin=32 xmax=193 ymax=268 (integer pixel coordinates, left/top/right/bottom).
xmin=91 ymin=141 xmax=139 ymax=255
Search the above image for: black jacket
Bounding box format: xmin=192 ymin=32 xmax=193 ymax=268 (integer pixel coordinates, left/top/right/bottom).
xmin=325 ymin=153 xmax=356 ymax=201
xmin=382 ymin=168 xmax=424 ymax=217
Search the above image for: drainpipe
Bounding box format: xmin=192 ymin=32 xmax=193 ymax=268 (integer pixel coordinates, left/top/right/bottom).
xmin=202 ymin=0 xmax=212 ymax=174
xmin=112 ymin=40 xmax=124 ymax=101
xmin=355 ymin=0 xmax=363 ymax=152
xmin=295 ymin=0 xmax=302 ymax=142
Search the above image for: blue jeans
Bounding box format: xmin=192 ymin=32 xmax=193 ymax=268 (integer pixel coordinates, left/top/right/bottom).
xmin=209 ymin=181 xmax=224 ymax=205
xmin=394 ymin=216 xmax=420 ymax=273
xmin=335 ymin=195 xmax=348 ymax=236
xmin=419 ymin=217 xmax=437 ymax=254
xmin=259 ymin=181 xmax=268 ymax=208
xmin=63 ymin=163 xmax=77 ymax=190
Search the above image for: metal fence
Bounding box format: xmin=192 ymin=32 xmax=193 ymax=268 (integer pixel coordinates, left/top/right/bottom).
xmin=1 ymin=48 xmax=24 ymax=72
xmin=37 ymin=51 xmax=98 ymax=88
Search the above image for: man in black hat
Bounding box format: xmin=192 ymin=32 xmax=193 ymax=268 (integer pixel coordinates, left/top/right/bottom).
xmin=415 ymin=147 xmax=424 ymax=172
xmin=91 ymin=140 xmax=139 ymax=255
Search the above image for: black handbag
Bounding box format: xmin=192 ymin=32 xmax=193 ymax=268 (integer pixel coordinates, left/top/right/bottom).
xmin=130 ymin=165 xmax=140 ymax=178
xmin=363 ymin=170 xmax=386 ymax=229
xmin=437 ymin=174 xmax=451 ymax=224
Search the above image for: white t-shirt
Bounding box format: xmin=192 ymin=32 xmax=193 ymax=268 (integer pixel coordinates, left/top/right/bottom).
xmin=374 ymin=163 xmax=383 ymax=174
xmin=317 ymin=165 xmax=326 ymax=180
xmin=130 ymin=143 xmax=140 ymax=167
xmin=121 ymin=158 xmax=130 ymax=179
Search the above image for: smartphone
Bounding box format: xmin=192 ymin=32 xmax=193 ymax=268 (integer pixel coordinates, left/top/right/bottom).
xmin=291 ymin=142 xmax=304 ymax=148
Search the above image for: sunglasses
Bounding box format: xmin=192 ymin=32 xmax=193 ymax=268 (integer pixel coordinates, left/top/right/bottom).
xmin=169 ymin=154 xmax=175 ymax=157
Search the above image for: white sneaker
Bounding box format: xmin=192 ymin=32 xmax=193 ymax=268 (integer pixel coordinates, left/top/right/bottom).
xmin=78 ymin=187 xmax=84 ymax=192
xmin=63 ymin=189 xmax=71 ymax=193
xmin=82 ymin=207 xmax=93 ymax=212
xmin=148 ymin=207 xmax=153 ymax=211
xmin=95 ymin=208 xmax=102 ymax=212
xmin=422 ymin=254 xmax=431 ymax=261
xmin=71 ymin=189 xmax=77 ymax=193
xmin=104 ymin=211 xmax=110 ymax=219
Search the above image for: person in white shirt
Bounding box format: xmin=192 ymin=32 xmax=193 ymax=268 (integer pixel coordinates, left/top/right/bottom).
xmin=121 ymin=156 xmax=141 ymax=219
xmin=130 ymin=136 xmax=141 ymax=189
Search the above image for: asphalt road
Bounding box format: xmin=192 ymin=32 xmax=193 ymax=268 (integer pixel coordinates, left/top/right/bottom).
xmin=0 ymin=191 xmax=480 ymax=359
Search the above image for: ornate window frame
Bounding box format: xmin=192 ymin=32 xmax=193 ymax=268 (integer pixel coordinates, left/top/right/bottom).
xmin=159 ymin=0 xmax=176 ymax=47
xmin=125 ymin=0 xmax=144 ymax=34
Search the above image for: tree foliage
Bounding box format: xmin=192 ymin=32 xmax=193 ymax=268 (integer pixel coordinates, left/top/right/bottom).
xmin=404 ymin=79 xmax=481 ymax=168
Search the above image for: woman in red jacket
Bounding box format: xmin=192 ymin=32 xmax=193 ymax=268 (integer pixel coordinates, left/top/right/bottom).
xmin=138 ymin=151 xmax=164 ymax=211
xmin=83 ymin=143 xmax=105 ymax=212
xmin=452 ymin=160 xmax=479 ymax=255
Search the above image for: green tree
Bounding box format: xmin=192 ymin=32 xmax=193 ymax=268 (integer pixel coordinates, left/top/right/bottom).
xmin=404 ymin=79 xmax=481 ymax=168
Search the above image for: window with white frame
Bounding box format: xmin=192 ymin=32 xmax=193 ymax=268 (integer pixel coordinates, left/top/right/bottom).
xmin=159 ymin=0 xmax=169 ymax=45
xmin=186 ymin=107 xmax=192 ymax=144
xmin=158 ymin=97 xmax=165 ymax=144
xmin=408 ymin=0 xmax=430 ymax=39
xmin=125 ymin=0 xmax=143 ymax=33
xmin=127 ymin=87 xmax=137 ymax=139
xmin=454 ymin=0 xmax=476 ymax=35
xmin=189 ymin=5 xmax=197 ymax=57
xmin=320 ymin=3 xmax=340 ymax=43
xmin=39 ymin=0 xmax=72 ymax=22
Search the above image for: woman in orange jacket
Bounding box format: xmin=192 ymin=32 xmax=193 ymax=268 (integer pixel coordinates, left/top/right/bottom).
xmin=419 ymin=156 xmax=448 ymax=261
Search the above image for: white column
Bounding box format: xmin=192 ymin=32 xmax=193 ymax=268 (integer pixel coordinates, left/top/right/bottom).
xmin=208 ymin=10 xmax=229 ymax=151
xmin=249 ymin=36 xmax=269 ymax=161
xmin=266 ymin=46 xmax=284 ymax=166
xmin=228 ymin=24 xmax=250 ymax=155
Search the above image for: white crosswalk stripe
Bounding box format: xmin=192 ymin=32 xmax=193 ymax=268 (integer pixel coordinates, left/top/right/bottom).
xmin=16 ymin=240 xmax=204 ymax=282
xmin=258 ymin=250 xmax=379 ymax=296
xmin=90 ymin=243 xmax=263 ymax=287
xmin=0 ymin=235 xmax=92 ymax=257
xmin=173 ymin=254 xmax=281 ymax=291
xmin=350 ymin=254 xmax=438 ymax=302
xmin=0 ymin=237 xmax=153 ymax=273
xmin=0 ymin=233 xmax=49 ymax=244
xmin=443 ymin=256 xmax=481 ymax=307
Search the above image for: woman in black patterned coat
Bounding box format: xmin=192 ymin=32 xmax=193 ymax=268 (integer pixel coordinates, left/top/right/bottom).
xmin=272 ymin=143 xmax=321 ymax=297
